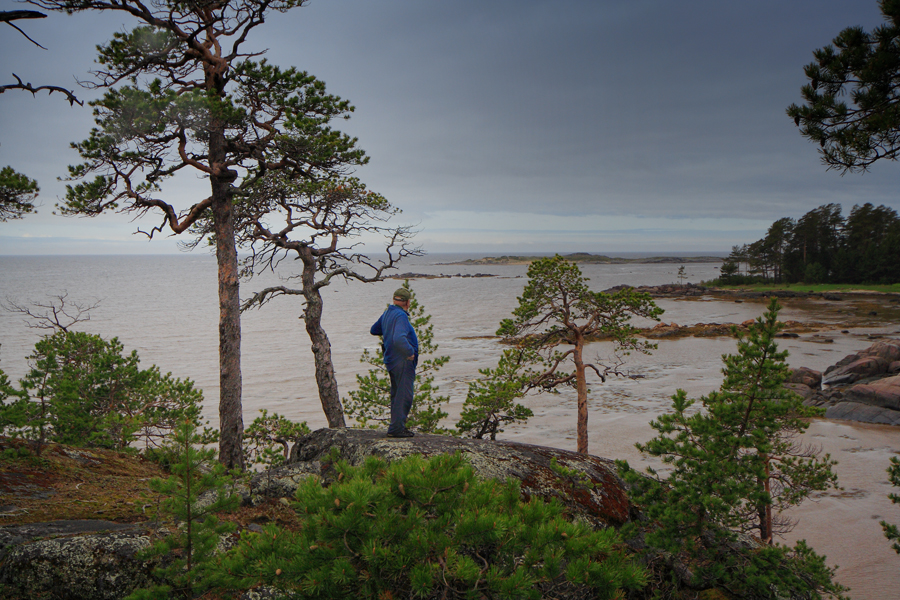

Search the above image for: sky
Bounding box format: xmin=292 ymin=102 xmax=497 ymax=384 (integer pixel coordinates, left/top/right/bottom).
xmin=1 ymin=0 xmax=899 ymax=255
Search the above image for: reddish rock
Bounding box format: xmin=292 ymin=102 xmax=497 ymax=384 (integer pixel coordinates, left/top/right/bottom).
xmin=823 ymin=356 xmax=889 ymax=386
xmin=785 ymin=383 xmax=815 ymax=400
xmin=789 ymin=367 xmax=822 ymax=389
xmin=844 ymin=375 xmax=900 ymax=411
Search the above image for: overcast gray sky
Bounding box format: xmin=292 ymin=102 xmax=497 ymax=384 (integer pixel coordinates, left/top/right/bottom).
xmin=1 ymin=0 xmax=898 ymax=255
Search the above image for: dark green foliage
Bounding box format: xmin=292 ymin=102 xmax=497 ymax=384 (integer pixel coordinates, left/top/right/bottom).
xmin=126 ymin=420 xmax=240 ymax=600
xmin=344 ymin=281 xmax=451 ymax=433
xmin=0 ymin=330 xmax=212 ymax=455
xmin=0 ymin=166 xmax=39 ymax=221
xmin=456 ymin=346 xmax=535 ymax=439
xmin=881 ymin=456 xmax=900 ymax=553
xmin=710 ymin=203 xmax=900 ymax=285
xmin=213 ymin=452 xmax=647 ymax=599
xmin=619 ymin=299 xmax=845 ymax=598
xmin=788 ymin=0 xmax=900 ymax=173
xmin=242 ymin=409 xmax=310 ymax=468
xmin=495 ymin=255 xmax=662 ymax=453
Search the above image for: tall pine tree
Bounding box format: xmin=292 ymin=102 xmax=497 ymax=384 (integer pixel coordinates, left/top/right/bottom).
xmin=619 ymin=299 xmax=844 ymax=598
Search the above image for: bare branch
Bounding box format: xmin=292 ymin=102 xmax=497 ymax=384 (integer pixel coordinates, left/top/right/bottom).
xmin=0 ymin=73 xmax=81 ymax=106
xmin=1 ymin=10 xmax=47 ymax=48
xmin=2 ymin=292 xmax=101 ymax=332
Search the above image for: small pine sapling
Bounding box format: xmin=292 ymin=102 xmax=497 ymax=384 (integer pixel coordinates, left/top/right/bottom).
xmin=242 ymin=409 xmax=310 ymax=468
xmin=126 ymin=420 xmax=240 ymax=600
xmin=344 ymin=281 xmax=451 ymax=433
xmin=456 ymin=346 xmax=535 ymax=439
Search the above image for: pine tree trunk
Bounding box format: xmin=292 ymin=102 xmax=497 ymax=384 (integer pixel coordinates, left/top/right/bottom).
xmin=302 ymin=257 xmax=346 ymax=428
xmin=574 ymin=340 xmax=589 ymax=454
xmin=210 ymin=116 xmax=245 ymax=471
xmin=759 ymin=453 xmax=773 ymax=544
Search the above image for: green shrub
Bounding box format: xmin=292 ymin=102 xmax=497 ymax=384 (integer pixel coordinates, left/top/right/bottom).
xmin=0 ymin=330 xmax=213 ymax=455
xmin=213 ymin=452 xmax=647 ymax=599
xmin=242 ymin=409 xmax=310 ymax=468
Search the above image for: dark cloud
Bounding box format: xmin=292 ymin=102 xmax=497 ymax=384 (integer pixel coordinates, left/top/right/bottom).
xmin=1 ymin=0 xmax=897 ymax=252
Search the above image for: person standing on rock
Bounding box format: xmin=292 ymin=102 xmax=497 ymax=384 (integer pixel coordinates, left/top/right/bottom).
xmin=370 ymin=287 xmax=419 ymax=437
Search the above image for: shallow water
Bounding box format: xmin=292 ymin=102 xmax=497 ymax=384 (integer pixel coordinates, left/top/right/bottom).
xmin=0 ymin=254 xmax=897 ymax=598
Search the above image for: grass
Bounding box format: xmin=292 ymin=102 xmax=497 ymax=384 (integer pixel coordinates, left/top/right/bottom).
xmin=707 ymin=282 xmax=900 ymax=294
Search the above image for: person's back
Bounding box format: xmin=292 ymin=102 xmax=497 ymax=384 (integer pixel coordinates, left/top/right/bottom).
xmin=370 ymin=288 xmax=419 ymax=437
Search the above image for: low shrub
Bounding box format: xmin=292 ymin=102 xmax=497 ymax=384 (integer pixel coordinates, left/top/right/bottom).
xmin=213 ymin=452 xmax=647 ymax=599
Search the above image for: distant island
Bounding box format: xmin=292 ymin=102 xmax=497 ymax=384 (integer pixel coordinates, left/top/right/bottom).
xmin=441 ymin=252 xmax=724 ymax=265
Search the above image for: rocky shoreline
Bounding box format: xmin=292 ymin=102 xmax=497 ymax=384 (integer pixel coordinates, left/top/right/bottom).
xmin=441 ymin=253 xmax=724 ymax=266
xmin=787 ymin=340 xmax=900 ymax=426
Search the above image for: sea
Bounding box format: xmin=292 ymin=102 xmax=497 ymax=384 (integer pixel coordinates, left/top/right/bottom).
xmin=0 ymin=253 xmax=898 ymax=598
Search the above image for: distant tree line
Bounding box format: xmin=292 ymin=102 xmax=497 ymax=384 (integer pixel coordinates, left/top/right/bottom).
xmin=720 ymin=202 xmax=900 ymax=285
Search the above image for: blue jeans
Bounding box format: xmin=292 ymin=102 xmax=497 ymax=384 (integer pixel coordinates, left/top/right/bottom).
xmin=387 ymin=359 xmax=415 ymax=433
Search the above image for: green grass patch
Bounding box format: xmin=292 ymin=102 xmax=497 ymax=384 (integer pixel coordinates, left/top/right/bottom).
xmin=708 ymin=282 xmax=900 ymax=294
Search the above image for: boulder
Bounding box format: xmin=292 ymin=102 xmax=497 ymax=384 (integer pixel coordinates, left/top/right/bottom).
xmin=789 ymin=367 xmax=821 ymax=389
xmin=842 ymin=375 xmax=900 ymax=411
xmin=825 ymin=402 xmax=900 ymax=426
xmin=248 ymin=461 xmax=322 ymax=505
xmin=0 ymin=521 xmax=159 ymax=600
xmin=823 ymin=356 xmax=889 ymax=385
xmin=288 ymin=427 xmax=632 ymax=527
xmin=785 ymin=382 xmax=815 ymax=400
xmin=802 ymin=339 xmax=900 ymax=425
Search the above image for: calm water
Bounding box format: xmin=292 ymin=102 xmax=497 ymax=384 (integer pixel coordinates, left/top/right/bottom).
xmin=0 ymin=254 xmax=898 ymax=598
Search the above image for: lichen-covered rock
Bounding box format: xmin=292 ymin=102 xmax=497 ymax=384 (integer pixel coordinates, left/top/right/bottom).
xmin=0 ymin=521 xmax=159 ymax=600
xmin=288 ymin=428 xmax=632 ymax=527
xmin=249 ymin=461 xmax=322 ymax=505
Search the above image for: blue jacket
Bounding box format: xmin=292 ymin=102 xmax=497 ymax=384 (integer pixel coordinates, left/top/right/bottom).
xmin=371 ymin=304 xmax=419 ymax=370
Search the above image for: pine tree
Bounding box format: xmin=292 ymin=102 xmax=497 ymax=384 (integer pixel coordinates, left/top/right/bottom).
xmin=456 ymin=346 xmax=535 ymax=439
xmin=881 ymin=456 xmax=900 ymax=554
xmin=619 ymin=298 xmax=845 ymax=598
xmin=497 ymin=255 xmax=662 ymax=454
xmin=126 ymin=420 xmax=240 ymax=600
xmin=344 ymin=281 xmax=450 ymax=433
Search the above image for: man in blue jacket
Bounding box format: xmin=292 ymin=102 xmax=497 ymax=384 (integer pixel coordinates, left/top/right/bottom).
xmin=370 ymin=287 xmax=419 ymax=437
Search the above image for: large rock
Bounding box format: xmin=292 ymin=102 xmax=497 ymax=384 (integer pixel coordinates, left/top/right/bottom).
xmin=288 ymin=427 xmax=632 ymax=527
xmin=825 ymin=402 xmax=900 ymax=426
xmin=822 ymin=340 xmax=900 ymax=385
xmin=789 ymin=367 xmax=822 ymax=389
xmin=842 ymin=375 xmax=900 ymax=411
xmin=0 ymin=521 xmax=158 ymax=600
xmin=803 ymin=340 xmax=900 ymax=425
